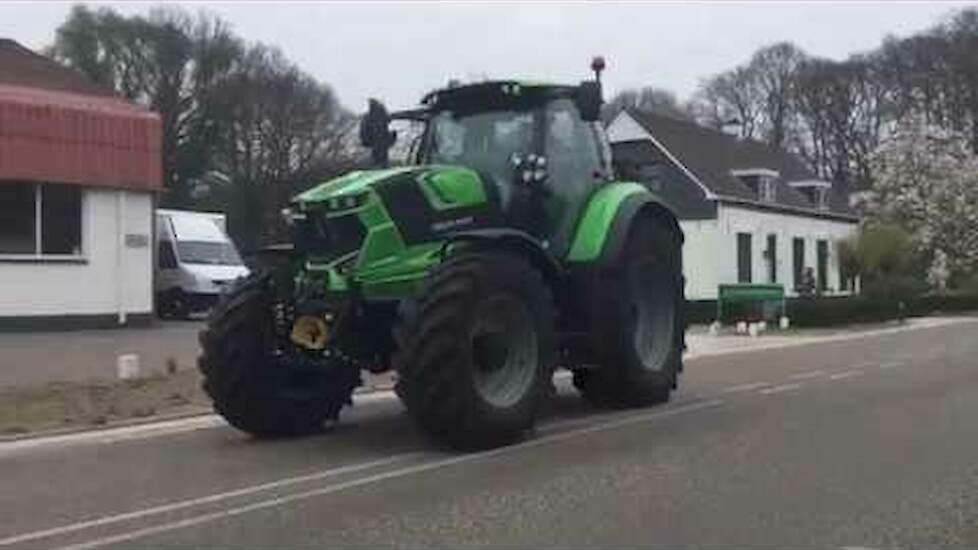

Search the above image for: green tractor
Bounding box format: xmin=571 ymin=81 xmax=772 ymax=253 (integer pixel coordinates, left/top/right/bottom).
xmin=198 ymin=59 xmax=685 ymax=449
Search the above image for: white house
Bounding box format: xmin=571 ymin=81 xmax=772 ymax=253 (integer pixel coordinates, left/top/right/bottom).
xmin=0 ymin=39 xmax=161 ymax=330
xmin=608 ymin=109 xmax=859 ymax=301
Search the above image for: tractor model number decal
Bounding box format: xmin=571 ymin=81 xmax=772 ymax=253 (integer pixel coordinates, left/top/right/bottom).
xmin=431 ymin=216 xmax=474 ymax=232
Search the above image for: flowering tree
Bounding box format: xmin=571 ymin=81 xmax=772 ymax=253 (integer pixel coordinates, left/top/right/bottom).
xmin=869 ymin=115 xmax=978 ymax=290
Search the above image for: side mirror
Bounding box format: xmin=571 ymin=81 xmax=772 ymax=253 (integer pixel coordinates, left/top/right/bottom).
xmin=359 ymin=99 xmax=397 ymax=166
xmin=576 ymin=81 xmax=603 ymax=122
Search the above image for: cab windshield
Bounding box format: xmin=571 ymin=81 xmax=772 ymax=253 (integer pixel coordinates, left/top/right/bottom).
xmin=421 ymin=107 xmax=539 ymax=186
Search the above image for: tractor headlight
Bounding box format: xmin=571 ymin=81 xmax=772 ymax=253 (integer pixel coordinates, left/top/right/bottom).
xmin=280 ymin=207 xmax=306 ymax=226
xmin=325 ymin=192 xmax=368 ymax=212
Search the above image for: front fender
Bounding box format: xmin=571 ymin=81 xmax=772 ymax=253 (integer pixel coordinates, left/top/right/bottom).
xmin=566 ymin=182 xmax=681 ymax=267
xmin=443 ymin=228 xmax=563 ymax=283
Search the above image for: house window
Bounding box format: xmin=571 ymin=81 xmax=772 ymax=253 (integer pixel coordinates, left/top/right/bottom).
xmin=792 ymin=237 xmax=805 ymax=290
xmin=0 ymin=182 xmax=82 ymax=257
xmin=839 ymin=247 xmax=851 ymax=292
xmin=817 ymin=239 xmax=829 ymax=293
xmin=760 ymin=177 xmax=777 ymax=202
xmin=766 ymin=233 xmax=777 ymax=283
xmin=737 ymin=232 xmax=752 ymax=283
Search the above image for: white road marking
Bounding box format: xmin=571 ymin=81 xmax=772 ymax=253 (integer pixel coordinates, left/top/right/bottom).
xmin=48 ymin=399 xmax=725 ymax=550
xmin=789 ymin=369 xmax=825 ymax=380
xmin=0 ymin=454 xmax=420 ymax=547
xmin=829 ymin=370 xmax=863 ymax=381
xmin=877 ymin=361 xmax=905 ymax=370
xmin=721 ymin=382 xmax=769 ymax=393
xmin=759 ymin=383 xmax=802 ymax=395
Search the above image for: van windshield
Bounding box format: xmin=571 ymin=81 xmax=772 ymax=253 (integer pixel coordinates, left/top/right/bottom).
xmin=176 ymin=241 xmax=243 ymax=266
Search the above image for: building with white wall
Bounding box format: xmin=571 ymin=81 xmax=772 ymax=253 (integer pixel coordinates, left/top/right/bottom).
xmin=0 ymin=39 xmax=161 ymax=330
xmin=608 ymin=109 xmax=858 ymax=301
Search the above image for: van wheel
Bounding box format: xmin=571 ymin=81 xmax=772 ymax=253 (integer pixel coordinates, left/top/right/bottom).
xmin=158 ymin=289 xmax=190 ymax=319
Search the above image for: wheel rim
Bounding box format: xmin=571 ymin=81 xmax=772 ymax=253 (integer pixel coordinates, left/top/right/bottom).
xmin=629 ymin=258 xmax=675 ymax=371
xmin=470 ymin=294 xmax=538 ymax=408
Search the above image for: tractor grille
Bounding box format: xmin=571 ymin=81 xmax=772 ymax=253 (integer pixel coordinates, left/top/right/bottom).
xmin=295 ymin=212 xmax=366 ymax=261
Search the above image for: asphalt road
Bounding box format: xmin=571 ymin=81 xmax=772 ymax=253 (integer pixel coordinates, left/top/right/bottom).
xmin=1 ymin=318 xmax=977 ymax=549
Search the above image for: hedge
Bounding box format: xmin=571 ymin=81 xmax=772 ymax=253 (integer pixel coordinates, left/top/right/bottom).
xmin=685 ymin=294 xmax=978 ymax=328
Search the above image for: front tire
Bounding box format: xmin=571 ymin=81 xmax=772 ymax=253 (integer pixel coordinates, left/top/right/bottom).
xmin=573 ymin=214 xmax=684 ymax=406
xmin=198 ymin=273 xmax=358 ymax=437
xmin=393 ymin=252 xmax=555 ymax=450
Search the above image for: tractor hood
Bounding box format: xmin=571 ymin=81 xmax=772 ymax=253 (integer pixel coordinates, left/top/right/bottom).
xmin=293 ymin=167 xmax=418 ymax=204
xmin=292 ymin=165 xmax=492 ymax=213
xmin=289 ymin=164 xmax=503 ymax=290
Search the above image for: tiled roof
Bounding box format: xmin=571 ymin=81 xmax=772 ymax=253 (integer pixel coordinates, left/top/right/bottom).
xmin=624 ymin=109 xmax=854 ymax=218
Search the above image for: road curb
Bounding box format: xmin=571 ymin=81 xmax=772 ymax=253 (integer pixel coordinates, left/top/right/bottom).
xmin=0 ymin=408 xmax=213 ymax=444
xmin=0 ymin=383 xmax=398 ymax=445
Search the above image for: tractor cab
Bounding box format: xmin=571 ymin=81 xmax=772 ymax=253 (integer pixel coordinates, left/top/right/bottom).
xmin=361 ymin=58 xmax=610 ymax=253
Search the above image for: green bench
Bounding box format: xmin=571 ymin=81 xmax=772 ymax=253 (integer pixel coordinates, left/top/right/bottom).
xmin=716 ymin=283 xmax=786 ymax=325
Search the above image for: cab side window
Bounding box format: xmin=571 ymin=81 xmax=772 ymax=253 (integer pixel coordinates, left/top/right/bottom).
xmin=158 ymin=240 xmax=178 ymax=269
xmin=544 ymin=99 xmax=602 ymax=193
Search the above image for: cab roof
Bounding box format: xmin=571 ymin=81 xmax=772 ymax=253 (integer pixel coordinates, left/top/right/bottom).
xmin=419 ymin=80 xmax=579 ymax=112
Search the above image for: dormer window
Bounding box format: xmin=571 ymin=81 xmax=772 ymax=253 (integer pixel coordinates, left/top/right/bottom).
xmin=760 ymin=178 xmax=776 ymax=202
xmin=789 ymin=179 xmax=832 ymax=211
xmin=816 ymin=188 xmax=829 ymax=210
xmin=730 ymin=168 xmax=779 ymax=203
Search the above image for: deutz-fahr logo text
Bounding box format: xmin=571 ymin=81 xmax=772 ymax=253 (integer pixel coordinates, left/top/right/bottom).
xmin=431 ymin=216 xmax=474 ymax=232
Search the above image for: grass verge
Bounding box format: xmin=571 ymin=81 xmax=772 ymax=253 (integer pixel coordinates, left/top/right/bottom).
xmin=0 ymin=370 xmax=209 ymax=436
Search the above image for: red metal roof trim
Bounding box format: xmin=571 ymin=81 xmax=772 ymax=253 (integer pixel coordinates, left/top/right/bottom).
xmin=0 ymin=84 xmax=162 ymax=192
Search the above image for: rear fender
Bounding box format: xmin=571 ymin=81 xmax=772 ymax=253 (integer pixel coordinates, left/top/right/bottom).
xmin=566 ymin=182 xmax=682 ymax=269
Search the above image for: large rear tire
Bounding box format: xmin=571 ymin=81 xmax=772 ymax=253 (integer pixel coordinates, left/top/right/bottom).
xmin=198 ymin=273 xmax=358 ymax=437
xmin=573 ymin=214 xmax=684 ymax=406
xmin=393 ymin=252 xmax=555 ymax=450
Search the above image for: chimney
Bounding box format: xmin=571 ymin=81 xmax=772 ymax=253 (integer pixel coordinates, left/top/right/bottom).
xmin=721 ymin=118 xmax=742 ymax=139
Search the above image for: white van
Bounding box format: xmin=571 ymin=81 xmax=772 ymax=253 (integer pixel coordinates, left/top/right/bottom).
xmin=155 ymin=209 xmax=249 ymax=317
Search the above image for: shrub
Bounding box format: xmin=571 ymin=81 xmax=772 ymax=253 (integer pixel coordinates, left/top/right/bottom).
xmin=788 ymin=294 xmax=978 ymax=327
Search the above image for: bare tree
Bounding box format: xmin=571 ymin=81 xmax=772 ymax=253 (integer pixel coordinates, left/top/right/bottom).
xmin=749 ymin=42 xmax=806 ymax=149
xmin=603 ymin=86 xmax=692 ymax=122
xmin=693 ymin=66 xmax=763 ymax=140
xmin=50 ymin=5 xmax=243 ymax=207
xmin=207 ymin=44 xmax=353 ymax=249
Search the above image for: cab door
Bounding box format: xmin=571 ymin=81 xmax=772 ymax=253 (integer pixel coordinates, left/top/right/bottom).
xmin=541 ymin=98 xmax=608 ymax=257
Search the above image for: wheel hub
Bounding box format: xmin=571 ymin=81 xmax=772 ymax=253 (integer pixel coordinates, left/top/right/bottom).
xmin=470 ymin=294 xmax=538 ymax=408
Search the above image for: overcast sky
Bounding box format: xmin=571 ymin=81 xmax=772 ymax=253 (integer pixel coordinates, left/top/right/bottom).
xmin=2 ymin=1 xmax=974 ymax=111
